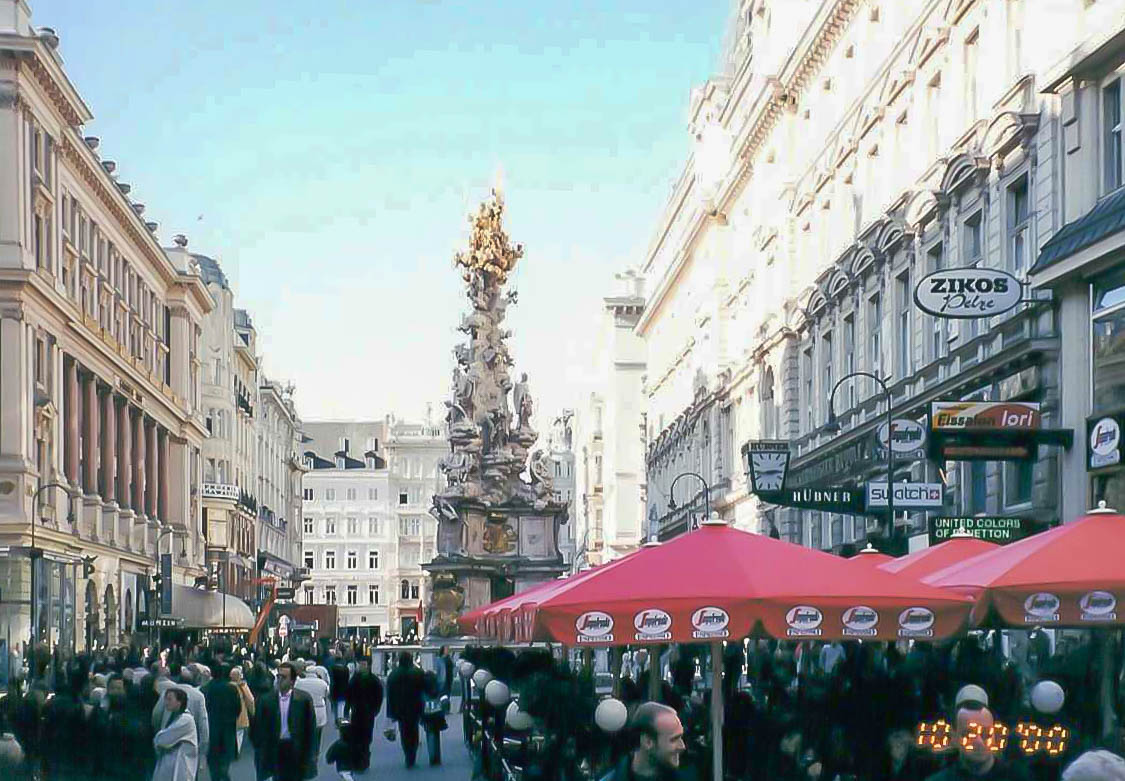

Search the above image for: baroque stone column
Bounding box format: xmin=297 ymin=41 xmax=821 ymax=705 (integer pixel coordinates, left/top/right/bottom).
xmin=102 ymin=391 xmax=116 ymax=504
xmin=158 ymin=429 xmax=170 ymax=525
xmin=133 ymin=410 xmax=145 ymax=516
xmin=65 ymin=357 xmax=80 ymax=485
xmin=117 ymin=398 xmax=131 ymax=511
xmin=82 ymin=372 xmax=99 ymax=496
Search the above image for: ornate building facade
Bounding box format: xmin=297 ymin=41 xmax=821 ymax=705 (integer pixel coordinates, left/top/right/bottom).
xmin=636 ymin=0 xmax=1120 ymax=548
xmin=0 ymin=1 xmax=212 ymax=652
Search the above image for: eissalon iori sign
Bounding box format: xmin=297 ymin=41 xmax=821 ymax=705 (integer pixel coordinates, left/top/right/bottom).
xmin=914 ymin=267 xmax=1022 ymax=319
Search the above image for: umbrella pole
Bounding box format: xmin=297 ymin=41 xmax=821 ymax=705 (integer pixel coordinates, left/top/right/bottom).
xmin=648 ymin=644 xmax=663 ymax=702
xmin=711 ymin=640 xmax=724 ymax=781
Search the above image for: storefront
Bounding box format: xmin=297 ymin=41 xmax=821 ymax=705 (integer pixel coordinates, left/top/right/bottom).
xmin=0 ymin=548 xmax=79 ymax=659
xmin=1088 ymin=268 xmax=1125 ymax=508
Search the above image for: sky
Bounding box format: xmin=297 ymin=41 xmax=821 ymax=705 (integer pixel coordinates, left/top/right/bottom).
xmin=33 ymin=0 xmax=730 ymax=426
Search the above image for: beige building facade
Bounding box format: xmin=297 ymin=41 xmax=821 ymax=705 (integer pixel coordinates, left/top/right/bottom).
xmin=0 ymin=0 xmax=212 ymax=652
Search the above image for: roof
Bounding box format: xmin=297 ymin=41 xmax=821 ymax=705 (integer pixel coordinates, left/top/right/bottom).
xmin=1033 ymin=186 xmax=1125 ymax=274
xmin=192 ymin=253 xmax=229 ymax=289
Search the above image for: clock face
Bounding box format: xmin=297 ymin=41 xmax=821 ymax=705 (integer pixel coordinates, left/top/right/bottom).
xmin=751 ymin=453 xmax=787 ymax=491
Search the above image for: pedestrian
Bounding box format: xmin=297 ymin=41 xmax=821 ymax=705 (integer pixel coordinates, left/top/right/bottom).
xmin=925 ymin=700 xmax=1031 ymax=781
xmin=344 ymin=657 xmax=384 ymax=772
xmin=229 ymin=666 xmax=255 ymax=756
xmin=1062 ymin=751 xmax=1125 ymax=781
xmin=421 ymin=669 xmax=448 ymax=766
xmin=201 ymin=664 xmax=241 ymax=781
xmin=92 ymin=673 xmax=153 ymax=781
xmin=0 ymin=707 xmax=29 ymax=781
xmin=152 ymin=688 xmax=199 ymax=781
xmin=386 ymin=651 xmax=426 ymax=768
xmin=324 ymin=719 xmax=361 ymax=781
xmin=435 ymin=646 xmax=454 ymax=705
xmin=599 ymin=702 xmax=686 ymax=781
xmin=329 ymin=657 xmax=350 ymax=721
xmin=295 ymin=661 xmax=330 ymax=762
xmin=153 ymin=665 xmax=210 ymax=768
xmin=250 ymin=661 xmax=316 ymax=781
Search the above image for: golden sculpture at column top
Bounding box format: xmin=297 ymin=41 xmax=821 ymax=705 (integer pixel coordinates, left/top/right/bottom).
xmin=454 ymin=188 xmax=525 ymax=286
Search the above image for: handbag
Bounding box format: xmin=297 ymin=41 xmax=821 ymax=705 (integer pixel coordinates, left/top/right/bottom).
xmin=423 ymin=698 xmax=443 ymax=716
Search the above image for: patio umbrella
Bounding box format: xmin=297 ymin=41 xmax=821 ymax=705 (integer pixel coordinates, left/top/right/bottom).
xmin=878 ymin=530 xmax=998 ymax=581
xmin=923 ymin=505 xmax=1125 ymax=627
xmin=849 ymin=542 xmax=894 ymax=566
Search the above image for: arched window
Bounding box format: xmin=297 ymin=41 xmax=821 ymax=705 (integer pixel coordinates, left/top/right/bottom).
xmin=400 ymin=579 xmax=410 ymax=600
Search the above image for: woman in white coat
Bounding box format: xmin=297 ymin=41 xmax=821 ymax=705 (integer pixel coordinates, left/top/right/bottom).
xmin=152 ymin=688 xmax=198 ymax=781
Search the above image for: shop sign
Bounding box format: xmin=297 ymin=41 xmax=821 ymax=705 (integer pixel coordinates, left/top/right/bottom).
xmin=575 ymin=610 xmax=614 ymax=643
xmin=1088 ymin=415 xmax=1123 ymax=470
xmin=928 ymin=516 xmax=1035 ymax=545
xmin=1022 ymin=592 xmax=1061 ymax=623
xmin=876 ymin=419 xmax=928 ymax=460
xmin=913 ymin=267 xmax=1023 ymax=319
xmin=633 ymin=608 xmax=672 ymax=641
xmin=841 ymin=606 xmax=879 ymax=637
xmin=897 ymin=607 xmax=936 ymax=638
xmin=785 ymin=605 xmax=823 ymax=637
xmin=866 ymin=482 xmax=944 ymax=509
xmin=931 ymin=401 xmax=1041 ymax=431
xmin=1079 ymin=591 xmax=1117 ymax=622
xmin=275 ymin=587 xmax=295 ymax=601
xmin=759 ymin=486 xmax=867 ymax=515
xmin=140 ymin=616 xmax=184 ymax=629
xmin=784 ymin=438 xmax=881 ymax=488
xmin=690 ymin=606 xmax=730 ymax=639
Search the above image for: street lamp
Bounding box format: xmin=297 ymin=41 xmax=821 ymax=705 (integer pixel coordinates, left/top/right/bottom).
xmin=29 ymin=482 xmax=74 ymax=646
xmin=824 ymin=371 xmax=894 ymax=539
xmin=666 ymin=471 xmax=712 ymax=534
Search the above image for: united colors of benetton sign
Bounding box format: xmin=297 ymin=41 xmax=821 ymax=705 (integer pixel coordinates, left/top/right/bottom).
xmin=914 ymin=268 xmax=1022 ymax=319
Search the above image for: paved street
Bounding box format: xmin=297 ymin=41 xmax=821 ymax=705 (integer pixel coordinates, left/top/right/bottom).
xmin=230 ymin=699 xmax=472 ymax=781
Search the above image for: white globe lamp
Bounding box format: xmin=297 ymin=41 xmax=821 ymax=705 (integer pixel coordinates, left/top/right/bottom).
xmin=485 ymin=679 xmax=511 ymax=707
xmin=506 ymin=700 xmax=534 ymax=731
xmin=472 ymin=668 xmax=493 ymax=690
xmin=458 ymin=660 xmax=475 ymax=678
xmin=594 ymin=697 xmax=628 ymax=733
xmin=1030 ymin=680 xmax=1065 ymax=715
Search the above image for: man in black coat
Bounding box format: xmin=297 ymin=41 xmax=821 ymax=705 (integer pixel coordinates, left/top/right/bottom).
xmin=344 ymin=658 xmax=384 ymax=772
xmin=251 ymin=662 xmax=316 ymax=781
xmin=202 ymin=664 xmax=242 ymax=781
xmin=329 ymin=657 xmax=350 ymax=721
xmin=386 ymin=652 xmax=426 ymax=768
xmin=92 ymin=674 xmax=153 ymax=781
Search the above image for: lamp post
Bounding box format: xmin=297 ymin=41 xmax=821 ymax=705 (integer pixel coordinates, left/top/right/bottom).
xmin=29 ymin=482 xmax=74 ymax=647
xmin=151 ymin=524 xmax=181 ymax=649
xmin=824 ymin=371 xmax=894 ymax=541
xmin=666 ymin=471 xmax=712 ymax=536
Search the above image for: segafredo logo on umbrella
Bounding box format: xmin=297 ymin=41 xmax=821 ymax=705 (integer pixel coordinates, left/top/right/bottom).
xmin=1079 ymin=591 xmax=1117 ymax=622
xmin=785 ymin=605 xmax=823 ymax=637
xmin=841 ymin=606 xmax=879 ymax=637
xmin=575 ymin=611 xmax=614 ymax=643
xmin=897 ymin=607 xmax=936 ymax=637
xmin=691 ymin=606 xmax=730 ymax=639
xmin=1023 ymin=592 xmax=1061 ymax=623
xmin=634 ymin=609 xmax=673 ymax=641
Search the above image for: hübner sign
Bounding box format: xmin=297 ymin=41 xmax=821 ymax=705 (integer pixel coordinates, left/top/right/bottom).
xmin=866 ymin=482 xmax=944 ymax=509
xmin=914 ymin=267 xmax=1022 ymax=319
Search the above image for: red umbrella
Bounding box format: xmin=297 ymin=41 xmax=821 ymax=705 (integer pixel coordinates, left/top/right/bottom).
xmin=924 ymin=506 xmax=1125 ymax=627
xmin=878 ymin=531 xmax=998 ymax=581
xmin=520 ymin=521 xmax=972 ymax=645
xmin=850 ymin=543 xmax=894 ymax=566
xmin=458 ymin=575 xmax=564 ymax=637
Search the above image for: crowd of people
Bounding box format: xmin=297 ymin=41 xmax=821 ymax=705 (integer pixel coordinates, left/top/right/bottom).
xmin=0 ymin=641 xmax=457 ymax=781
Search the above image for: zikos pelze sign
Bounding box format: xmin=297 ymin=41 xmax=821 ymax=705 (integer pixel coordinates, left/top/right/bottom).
xmin=914 ymin=268 xmax=1022 ymax=319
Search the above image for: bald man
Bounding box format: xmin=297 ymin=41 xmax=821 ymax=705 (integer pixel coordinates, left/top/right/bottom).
xmin=600 ymin=701 xmax=686 ymax=781
xmin=925 ymin=702 xmax=1031 ymax=781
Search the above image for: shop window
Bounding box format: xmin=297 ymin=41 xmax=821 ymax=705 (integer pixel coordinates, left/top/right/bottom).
xmin=964 ymin=461 xmax=988 ymax=515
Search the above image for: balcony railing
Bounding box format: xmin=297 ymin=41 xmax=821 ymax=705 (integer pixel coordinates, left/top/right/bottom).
xmin=202 ymin=482 xmax=238 ymax=501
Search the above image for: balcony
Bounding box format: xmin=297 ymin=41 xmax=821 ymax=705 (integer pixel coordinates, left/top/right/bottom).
xmin=202 ymin=483 xmax=238 ymax=501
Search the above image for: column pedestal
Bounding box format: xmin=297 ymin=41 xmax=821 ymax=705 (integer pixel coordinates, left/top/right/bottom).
xmin=118 ymin=507 xmax=136 ymax=551
xmin=101 ymin=502 xmax=119 ymax=547
xmin=83 ymin=495 xmax=102 ymax=542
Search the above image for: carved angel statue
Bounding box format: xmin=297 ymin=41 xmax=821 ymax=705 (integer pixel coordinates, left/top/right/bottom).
xmin=513 ymin=373 xmax=533 ymax=430
xmin=528 ymin=449 xmax=554 ymax=494
xmin=438 ymin=449 xmax=472 ymax=484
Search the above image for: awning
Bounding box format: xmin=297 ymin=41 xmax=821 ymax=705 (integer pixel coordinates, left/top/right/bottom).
xmin=169 ymin=585 xmax=255 ymax=629
xmin=1032 ymin=186 xmax=1125 ymax=276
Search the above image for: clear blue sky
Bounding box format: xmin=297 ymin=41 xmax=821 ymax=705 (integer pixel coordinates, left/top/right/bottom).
xmin=34 ymin=0 xmax=729 ymax=424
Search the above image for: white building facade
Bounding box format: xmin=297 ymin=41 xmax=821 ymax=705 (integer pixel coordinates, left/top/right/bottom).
xmin=632 ymin=0 xmax=1122 ymax=550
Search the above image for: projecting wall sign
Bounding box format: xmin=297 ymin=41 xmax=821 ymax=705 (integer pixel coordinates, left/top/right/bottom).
xmin=914 ymin=267 xmax=1023 ymax=319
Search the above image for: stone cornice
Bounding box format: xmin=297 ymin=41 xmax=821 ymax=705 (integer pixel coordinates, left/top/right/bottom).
xmin=0 ymin=37 xmax=92 ymax=126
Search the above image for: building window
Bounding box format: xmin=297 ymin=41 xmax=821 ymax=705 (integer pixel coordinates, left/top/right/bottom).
xmin=325 ymin=550 xmax=336 ymax=569
xmin=304 ymin=588 xmax=314 ymax=605
xmin=965 ymin=461 xmax=988 ymax=515
xmin=1008 ymin=175 xmax=1030 ymax=278
xmin=843 ymin=315 xmax=855 ymax=408
xmin=368 ymin=517 xmax=380 ymax=536
xmin=369 ymin=585 xmax=379 ymax=605
xmin=1004 ymin=460 xmax=1034 ymax=508
xmin=803 ymin=346 xmax=814 ymax=431
xmin=324 ymin=586 xmax=336 ymax=605
xmin=963 ymin=211 xmax=983 ymax=263
xmin=304 ymin=550 xmax=314 ymax=570
xmin=347 ymin=517 xmax=358 ymax=535
xmin=325 ymin=489 xmax=336 ymax=501
xmin=368 ymin=487 xmax=378 ymax=500
xmin=346 ymin=585 xmax=358 ymax=605
xmin=1105 ymin=79 xmax=1122 ymax=193
xmin=964 ymin=29 xmax=979 ymax=118
xmin=346 ymin=550 xmax=357 ymax=569
xmin=928 ymin=243 xmax=946 ymax=359
xmin=398 ymin=492 xmax=408 ymax=505
xmin=400 ymin=579 xmax=410 ymax=600
xmin=325 ymin=518 xmax=336 ymax=535
xmin=411 ymin=582 xmax=419 ymax=600
xmin=1093 ymin=268 xmax=1125 ymax=413
xmin=868 ymin=294 xmax=882 ymax=381
xmin=369 ymin=550 xmax=379 ymax=569
xmin=346 ymin=488 xmax=356 ymax=501
xmin=303 ymin=517 xmax=313 ymax=535
xmin=821 ymin=330 xmax=833 ymax=424
xmin=897 ymin=270 xmax=912 ymax=376
xmin=400 ymin=517 xmax=421 ymax=536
